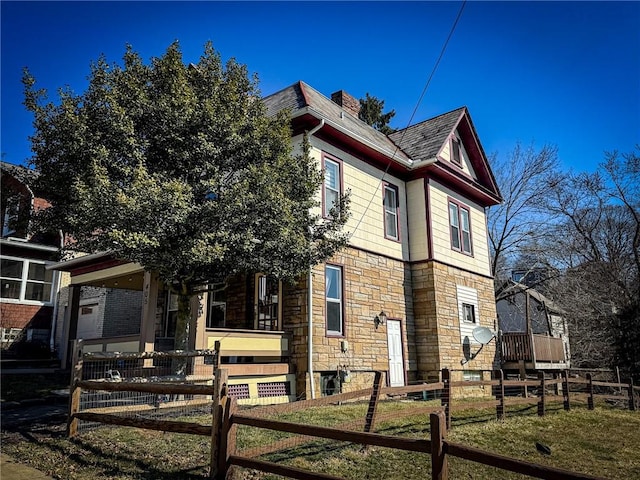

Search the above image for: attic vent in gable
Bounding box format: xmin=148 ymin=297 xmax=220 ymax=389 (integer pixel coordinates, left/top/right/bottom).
xmin=331 ymin=90 xmax=361 ymax=117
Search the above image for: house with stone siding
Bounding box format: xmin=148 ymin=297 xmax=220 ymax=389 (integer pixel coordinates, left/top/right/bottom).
xmin=50 ymin=81 xmax=502 ymax=400
xmin=0 ymin=161 xmax=65 ymax=355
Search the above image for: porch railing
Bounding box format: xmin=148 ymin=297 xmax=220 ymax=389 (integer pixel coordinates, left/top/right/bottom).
xmin=501 ymin=332 xmax=566 ymax=364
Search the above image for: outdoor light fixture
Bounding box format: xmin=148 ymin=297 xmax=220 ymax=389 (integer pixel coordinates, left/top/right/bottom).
xmin=374 ymin=311 xmax=387 ymax=329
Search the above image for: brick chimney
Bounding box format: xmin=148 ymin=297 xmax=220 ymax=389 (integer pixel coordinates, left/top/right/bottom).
xmin=331 ymin=90 xmax=361 ymax=117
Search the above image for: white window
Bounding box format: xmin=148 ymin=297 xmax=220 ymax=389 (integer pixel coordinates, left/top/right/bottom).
xmin=207 ymin=288 xmax=226 ymax=329
xmin=1 ymin=327 xmax=23 ymax=343
xmin=2 ymin=204 xmax=19 ymax=237
xmin=323 ymin=157 xmax=341 ymax=217
xmin=0 ymin=257 xmax=55 ymax=304
xmin=325 ymin=265 xmax=343 ymax=336
xmin=463 ymin=370 xmax=482 ymax=381
xmin=463 ymin=303 xmax=476 ymax=324
xmin=449 ymin=200 xmax=472 ymax=255
xmin=255 ymin=274 xmax=281 ymax=331
xmin=457 ymin=285 xmax=480 ymax=345
xmin=383 ymin=184 xmax=399 ymax=240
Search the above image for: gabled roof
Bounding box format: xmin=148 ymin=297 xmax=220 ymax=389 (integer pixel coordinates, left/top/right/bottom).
xmin=0 ymin=161 xmax=39 ymax=185
xmin=497 ymin=280 xmax=565 ymax=315
xmin=263 ymin=81 xmax=501 ymax=206
xmin=389 ymin=107 xmax=465 ymax=163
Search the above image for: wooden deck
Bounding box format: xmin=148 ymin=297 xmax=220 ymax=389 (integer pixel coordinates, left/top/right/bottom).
xmin=501 ymin=332 xmax=569 ymax=370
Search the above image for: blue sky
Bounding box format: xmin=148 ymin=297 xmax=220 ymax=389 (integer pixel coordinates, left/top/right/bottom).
xmin=2 ymin=1 xmax=639 ymax=173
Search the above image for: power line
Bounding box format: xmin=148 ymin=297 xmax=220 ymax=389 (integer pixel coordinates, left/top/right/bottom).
xmin=348 ymin=0 xmax=467 ymax=239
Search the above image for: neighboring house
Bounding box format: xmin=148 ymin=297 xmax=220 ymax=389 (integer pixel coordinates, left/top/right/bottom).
xmin=0 ymin=161 xmax=65 ymax=355
xmin=50 ymin=81 xmax=502 ymax=400
xmin=496 ymin=280 xmax=570 ymax=371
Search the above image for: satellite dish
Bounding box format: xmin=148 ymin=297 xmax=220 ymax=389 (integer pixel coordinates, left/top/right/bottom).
xmin=472 ymin=326 xmax=496 ymax=345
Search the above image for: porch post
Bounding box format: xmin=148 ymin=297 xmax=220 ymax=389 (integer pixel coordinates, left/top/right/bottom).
xmin=60 ymin=284 xmax=81 ymax=369
xmin=139 ymin=272 xmax=159 ymax=356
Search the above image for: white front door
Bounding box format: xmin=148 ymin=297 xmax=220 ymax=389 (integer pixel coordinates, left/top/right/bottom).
xmin=386 ymin=319 xmax=405 ymax=387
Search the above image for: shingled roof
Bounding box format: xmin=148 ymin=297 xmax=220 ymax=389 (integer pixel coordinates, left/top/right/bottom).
xmin=263 ymin=81 xmax=412 ymax=164
xmin=0 ymin=161 xmax=39 ymax=185
xmin=388 ymin=107 xmax=466 ymax=163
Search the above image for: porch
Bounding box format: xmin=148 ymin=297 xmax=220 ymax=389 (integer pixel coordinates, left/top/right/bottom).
xmin=500 ymin=332 xmax=569 ymax=371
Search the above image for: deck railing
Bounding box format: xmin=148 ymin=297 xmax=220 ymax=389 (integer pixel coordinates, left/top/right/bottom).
xmin=501 ymin=332 xmax=566 ymax=364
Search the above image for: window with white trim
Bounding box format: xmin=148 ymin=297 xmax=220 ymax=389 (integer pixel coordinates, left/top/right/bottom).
xmin=449 ymin=200 xmax=472 ymax=255
xmin=0 ymin=257 xmax=55 ymax=304
xmin=323 ymin=157 xmax=341 ymax=217
xmin=383 ymin=184 xmax=399 ymax=240
xmin=325 ymin=265 xmax=343 ymax=336
xmin=2 ymin=204 xmax=19 ymax=237
xmin=207 ymin=288 xmax=226 ymax=328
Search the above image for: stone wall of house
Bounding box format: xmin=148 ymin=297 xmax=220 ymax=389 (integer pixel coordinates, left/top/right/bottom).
xmin=285 ymin=246 xmax=414 ymax=398
xmin=412 ymin=260 xmax=498 ymax=382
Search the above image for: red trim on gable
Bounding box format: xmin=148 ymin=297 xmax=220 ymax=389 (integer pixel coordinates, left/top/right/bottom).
xmin=70 ymin=258 xmax=129 ymax=277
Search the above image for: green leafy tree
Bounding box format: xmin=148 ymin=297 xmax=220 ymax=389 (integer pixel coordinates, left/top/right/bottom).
xmin=23 ymin=42 xmax=349 ymax=350
xmin=358 ymin=93 xmax=396 ymax=135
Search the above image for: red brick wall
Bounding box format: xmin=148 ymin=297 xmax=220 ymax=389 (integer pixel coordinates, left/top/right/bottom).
xmin=0 ymin=303 xmax=53 ymax=330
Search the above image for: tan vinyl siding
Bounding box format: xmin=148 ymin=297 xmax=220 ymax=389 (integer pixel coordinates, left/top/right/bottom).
xmin=407 ymin=179 xmax=428 ymax=261
xmin=440 ymin=132 xmax=477 ymax=178
xmin=428 ymin=179 xmax=490 ymax=275
xmin=304 ymin=137 xmax=409 ymax=260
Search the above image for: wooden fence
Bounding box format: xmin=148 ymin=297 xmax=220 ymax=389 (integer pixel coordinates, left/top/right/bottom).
xmin=66 ymin=355 xmax=638 ymax=479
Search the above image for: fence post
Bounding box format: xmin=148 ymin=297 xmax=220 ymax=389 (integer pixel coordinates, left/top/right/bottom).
xmin=629 ymin=378 xmax=636 ymax=411
xmin=67 ymin=339 xmax=84 ymax=438
xmin=587 ymin=373 xmax=594 ymax=410
xmin=210 ymin=368 xmax=228 ymax=479
xmin=218 ymin=396 xmax=237 ymax=479
xmin=537 ymin=371 xmax=546 ymax=417
xmin=364 ymin=371 xmax=383 ymax=433
xmin=562 ymin=370 xmax=571 ymax=411
xmin=430 ymin=411 xmax=448 ymax=480
xmin=441 ymin=368 xmax=451 ymax=429
xmin=496 ymin=369 xmax=505 ymax=421
xmin=214 ymin=340 xmax=221 ymax=370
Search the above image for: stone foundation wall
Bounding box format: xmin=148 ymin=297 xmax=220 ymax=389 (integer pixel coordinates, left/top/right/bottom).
xmin=412 ymin=260 xmax=498 ymax=381
xmin=287 ymin=247 xmax=414 ymax=398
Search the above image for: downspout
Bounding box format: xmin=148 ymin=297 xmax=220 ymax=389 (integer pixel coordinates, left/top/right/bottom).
xmin=306 ymin=119 xmax=324 ymax=399
xmin=49 ymin=230 xmax=65 ymax=353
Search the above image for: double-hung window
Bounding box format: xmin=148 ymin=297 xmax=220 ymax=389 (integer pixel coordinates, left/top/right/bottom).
xmin=325 ymin=265 xmax=343 ymax=336
xmin=448 ymin=200 xmax=472 ymax=255
xmin=323 ymin=157 xmax=341 ymax=217
xmin=207 ymin=287 xmax=226 ymax=329
xmin=383 ymin=183 xmax=399 ymax=241
xmin=0 ymin=257 xmax=55 ymax=304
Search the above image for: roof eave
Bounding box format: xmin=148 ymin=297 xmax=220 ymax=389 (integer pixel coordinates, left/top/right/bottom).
xmin=291 ymin=107 xmax=415 ymax=168
xmin=47 ymin=251 xmax=112 ymax=271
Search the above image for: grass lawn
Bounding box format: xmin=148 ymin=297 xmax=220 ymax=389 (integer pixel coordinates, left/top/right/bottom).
xmin=1 ymin=400 xmax=638 ymax=479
